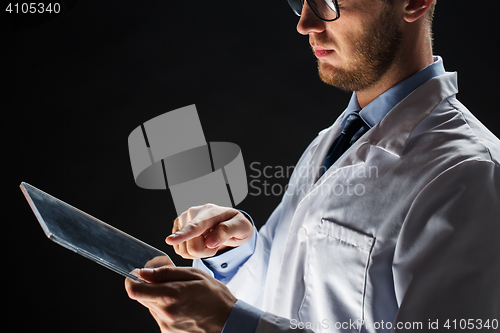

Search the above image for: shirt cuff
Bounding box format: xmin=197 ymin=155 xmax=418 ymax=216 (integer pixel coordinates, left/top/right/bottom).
xmin=222 ymin=299 xmax=264 ymax=333
xmin=198 ymin=227 xmax=257 ymax=283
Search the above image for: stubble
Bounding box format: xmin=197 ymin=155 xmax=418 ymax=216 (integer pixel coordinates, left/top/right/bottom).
xmin=317 ymin=5 xmax=403 ymax=92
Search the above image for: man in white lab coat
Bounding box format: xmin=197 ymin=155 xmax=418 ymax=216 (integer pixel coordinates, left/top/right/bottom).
xmin=125 ymin=0 xmax=500 ymax=332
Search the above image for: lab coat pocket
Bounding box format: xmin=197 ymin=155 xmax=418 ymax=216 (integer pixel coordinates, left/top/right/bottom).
xmin=299 ymin=218 xmax=375 ymax=332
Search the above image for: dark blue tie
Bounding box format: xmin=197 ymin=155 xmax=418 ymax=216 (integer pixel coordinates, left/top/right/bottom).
xmin=320 ymin=112 xmax=368 ymax=177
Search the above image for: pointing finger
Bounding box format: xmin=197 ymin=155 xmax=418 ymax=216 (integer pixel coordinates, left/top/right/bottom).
xmin=165 ymin=208 xmax=239 ymax=245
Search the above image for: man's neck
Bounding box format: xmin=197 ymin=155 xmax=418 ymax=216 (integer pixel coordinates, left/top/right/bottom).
xmin=355 ymin=25 xmax=434 ymax=109
xmin=355 ymin=54 xmax=433 ymax=108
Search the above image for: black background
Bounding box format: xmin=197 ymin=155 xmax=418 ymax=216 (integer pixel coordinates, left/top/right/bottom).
xmin=2 ymin=1 xmax=499 ymax=332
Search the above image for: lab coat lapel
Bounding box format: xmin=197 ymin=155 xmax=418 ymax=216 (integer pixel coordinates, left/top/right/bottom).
xmin=300 ymin=72 xmax=458 ymax=195
xmin=310 ymin=72 xmax=458 ymax=189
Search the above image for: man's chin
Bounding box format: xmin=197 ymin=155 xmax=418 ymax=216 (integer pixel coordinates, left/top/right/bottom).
xmin=318 ymin=64 xmax=358 ymax=92
xmin=317 ymin=61 xmax=379 ymax=92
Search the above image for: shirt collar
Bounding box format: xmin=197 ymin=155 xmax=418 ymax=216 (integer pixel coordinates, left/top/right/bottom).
xmin=342 ymin=56 xmax=446 ymax=128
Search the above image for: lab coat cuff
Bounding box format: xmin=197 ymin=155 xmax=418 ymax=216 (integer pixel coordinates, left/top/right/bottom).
xmin=222 ymin=299 xmax=264 ymax=333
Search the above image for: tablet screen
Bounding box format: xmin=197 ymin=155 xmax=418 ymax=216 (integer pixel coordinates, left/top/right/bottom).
xmin=20 ymin=182 xmax=170 ymax=282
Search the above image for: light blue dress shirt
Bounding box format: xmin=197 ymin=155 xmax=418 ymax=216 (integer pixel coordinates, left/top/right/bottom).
xmin=200 ymin=56 xmax=446 ymax=333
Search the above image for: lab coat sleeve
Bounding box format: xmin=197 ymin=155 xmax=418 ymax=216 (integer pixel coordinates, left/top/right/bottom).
xmin=219 ymin=203 xmax=295 ymax=333
xmin=255 ymin=313 xmax=313 ymax=333
xmin=225 ymin=202 xmax=284 ymax=306
xmin=391 ymin=159 xmax=500 ymax=330
xmin=222 ymin=196 xmax=320 ymax=333
xmin=224 ymin=135 xmax=325 ymax=304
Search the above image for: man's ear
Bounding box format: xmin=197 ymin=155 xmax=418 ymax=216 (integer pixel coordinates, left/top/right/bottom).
xmin=403 ymin=0 xmax=435 ymax=23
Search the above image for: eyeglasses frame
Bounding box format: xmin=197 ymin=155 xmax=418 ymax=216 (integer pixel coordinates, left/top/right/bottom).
xmin=288 ymin=0 xmax=341 ymax=22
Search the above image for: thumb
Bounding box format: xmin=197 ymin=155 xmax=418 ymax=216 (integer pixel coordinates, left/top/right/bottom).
xmin=139 ymin=266 xmax=202 ymax=283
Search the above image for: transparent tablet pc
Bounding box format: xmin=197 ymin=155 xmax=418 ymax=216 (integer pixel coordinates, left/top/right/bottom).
xmin=20 ymin=182 xmax=171 ymax=282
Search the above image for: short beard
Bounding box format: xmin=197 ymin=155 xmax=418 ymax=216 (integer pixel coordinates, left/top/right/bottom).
xmin=318 ymin=4 xmax=403 ymax=92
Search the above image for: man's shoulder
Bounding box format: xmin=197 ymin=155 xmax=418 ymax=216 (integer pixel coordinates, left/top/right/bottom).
xmin=408 ymin=95 xmax=500 ymax=167
xmin=447 ymin=98 xmax=500 ymax=165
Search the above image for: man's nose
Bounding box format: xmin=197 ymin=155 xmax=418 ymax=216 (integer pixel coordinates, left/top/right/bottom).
xmin=297 ymin=1 xmax=326 ymax=35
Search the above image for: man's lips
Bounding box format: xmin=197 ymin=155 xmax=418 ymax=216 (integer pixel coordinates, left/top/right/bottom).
xmin=312 ymin=45 xmax=335 ymax=58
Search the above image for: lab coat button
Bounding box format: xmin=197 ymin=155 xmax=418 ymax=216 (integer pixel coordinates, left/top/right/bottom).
xmin=297 ymin=227 xmax=307 ymax=242
xmin=221 ymin=263 xmax=228 ymax=269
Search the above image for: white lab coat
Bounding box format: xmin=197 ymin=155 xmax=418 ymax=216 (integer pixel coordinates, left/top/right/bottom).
xmin=226 ymin=73 xmax=500 ymax=332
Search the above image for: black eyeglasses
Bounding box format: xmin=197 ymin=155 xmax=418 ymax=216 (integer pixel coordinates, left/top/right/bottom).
xmin=287 ymin=0 xmax=340 ymax=22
